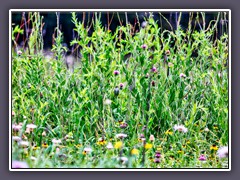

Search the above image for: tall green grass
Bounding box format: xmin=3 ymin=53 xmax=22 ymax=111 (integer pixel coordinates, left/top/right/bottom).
xmin=11 ymin=11 xmax=229 ymax=168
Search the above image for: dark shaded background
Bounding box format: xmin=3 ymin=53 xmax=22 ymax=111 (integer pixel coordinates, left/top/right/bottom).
xmin=12 ymin=11 xmax=227 ymax=49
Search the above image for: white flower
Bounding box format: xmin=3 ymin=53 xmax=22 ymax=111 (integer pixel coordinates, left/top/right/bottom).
xmin=217 ymin=146 xmax=228 ymax=159
xmin=18 ymin=141 xmax=29 ymax=148
xmin=118 ymin=157 xmax=128 ymax=164
xmin=12 ymin=136 xmax=21 ymax=142
xmin=104 ymin=99 xmax=112 ymax=105
xmin=204 ymin=127 xmax=209 ymax=132
xmin=83 ymin=147 xmax=92 ymax=153
xmin=106 ymin=142 xmax=114 ymax=149
xmin=116 ymin=133 xmax=127 ymax=138
xmin=30 ymin=156 xmax=37 ymax=161
xmin=26 ymin=123 xmax=37 ymax=130
xmin=52 ymin=138 xmax=62 ymax=145
xmin=173 ymin=125 xmax=188 ymax=133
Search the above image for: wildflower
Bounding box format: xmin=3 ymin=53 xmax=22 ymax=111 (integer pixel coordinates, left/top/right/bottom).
xmin=12 ymin=124 xmax=22 ymax=132
xmin=149 ymin=134 xmax=155 ymax=142
xmin=213 ymin=125 xmax=218 ymax=130
xmin=25 ymin=128 xmax=31 ymax=134
xmin=74 ymin=144 xmax=82 ymax=148
xmin=42 ymin=131 xmax=47 ymax=137
xmin=173 ymin=125 xmax=188 ymax=133
xmin=155 ymin=151 xmax=161 ymax=158
xmin=168 ymin=62 xmax=174 ymax=68
xmin=12 ymin=136 xmax=21 ymax=142
xmin=204 ymin=127 xmax=209 ymax=132
xmin=42 ymin=143 xmax=48 ymax=148
xmin=104 ymin=99 xmax=112 ymax=105
xmin=26 ymin=124 xmax=37 ymax=132
xmin=131 ymin=148 xmax=139 ymax=155
xmin=97 ymin=137 xmax=107 ymax=145
xmin=30 ymin=156 xmax=37 ymax=161
xmin=106 ymin=142 xmax=114 ymax=149
xmin=120 ymin=122 xmax=128 ymax=129
xmin=198 ymin=154 xmax=207 ymax=161
xmin=27 ymin=83 xmax=31 ymax=89
xmin=141 ymin=44 xmax=148 ymax=49
xmin=217 ymin=146 xmax=228 ymax=159
xmin=114 ymin=70 xmax=120 ymax=76
xmin=56 ymin=147 xmax=60 ymax=153
xmin=145 ymin=73 xmax=149 ymax=78
xmin=119 ymin=83 xmax=124 ymax=90
xmin=119 ymin=157 xmax=128 ymax=164
xmin=116 ymin=133 xmax=127 ymax=139
xmin=165 ymin=129 xmax=173 ymax=135
xmin=12 ymin=111 xmax=15 ymax=116
xmin=165 ymin=50 xmax=171 ymax=56
xmin=83 ymin=147 xmax=92 ymax=155
xmin=114 ymin=86 xmax=120 ymax=96
xmin=142 ymin=125 xmax=146 ymax=131
xmin=114 ymin=141 xmax=123 ymax=149
xmin=32 ymin=145 xmax=39 ymax=150
xmin=145 ymin=143 xmax=153 ymax=149
xmin=180 ymin=73 xmax=186 ymax=78
xmin=141 ymin=21 xmax=148 ymax=28
xmin=151 ymin=67 xmax=157 ymax=73
xmin=18 ymin=141 xmax=29 ymax=148
xmin=12 ymin=161 xmax=29 ymax=168
xmin=154 ymin=158 xmax=161 ymax=163
xmin=210 ymin=145 xmax=218 ymax=151
xmin=17 ymin=50 xmax=23 ymax=56
xmin=52 ymin=138 xmax=62 ymax=145
xmin=177 ymin=150 xmax=184 ymax=154
xmin=151 ymin=80 xmax=155 ymax=86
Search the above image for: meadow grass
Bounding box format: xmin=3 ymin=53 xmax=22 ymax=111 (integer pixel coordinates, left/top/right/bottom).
xmin=11 ymin=12 xmax=229 ymax=169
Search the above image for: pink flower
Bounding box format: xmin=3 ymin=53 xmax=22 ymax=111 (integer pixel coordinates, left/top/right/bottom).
xmin=114 ymin=70 xmax=120 ymax=76
xmin=141 ymin=44 xmax=148 ymax=49
xmin=217 ymin=146 xmax=228 ymax=159
xmin=198 ymin=154 xmax=207 ymax=161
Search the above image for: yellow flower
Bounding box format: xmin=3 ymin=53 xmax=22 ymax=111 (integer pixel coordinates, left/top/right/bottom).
xmin=114 ymin=141 xmax=123 ymax=149
xmin=74 ymin=144 xmax=82 ymax=148
xmin=177 ymin=150 xmax=184 ymax=154
xmin=210 ymin=145 xmax=218 ymax=151
xmin=157 ymin=147 xmax=162 ymax=151
xmin=42 ymin=143 xmax=48 ymax=148
xmin=96 ymin=140 xmax=107 ymax=146
xmin=131 ymin=148 xmax=139 ymax=155
xmin=165 ymin=129 xmax=173 ymax=135
xmin=32 ymin=145 xmax=40 ymax=150
xmin=144 ymin=143 xmax=153 ymax=149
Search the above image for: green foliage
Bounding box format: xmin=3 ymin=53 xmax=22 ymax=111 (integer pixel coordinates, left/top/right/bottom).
xmin=11 ymin=12 xmax=229 ymax=169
